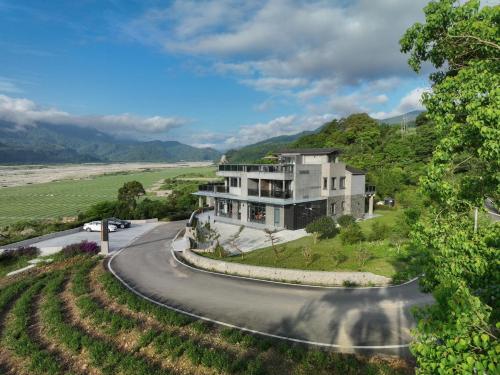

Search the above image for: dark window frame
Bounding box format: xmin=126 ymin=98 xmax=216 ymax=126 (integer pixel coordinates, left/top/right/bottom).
xmin=339 ymin=176 xmax=346 ymax=189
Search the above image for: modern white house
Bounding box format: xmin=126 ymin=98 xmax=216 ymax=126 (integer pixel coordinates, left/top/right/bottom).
xmin=195 ymin=148 xmax=375 ymax=230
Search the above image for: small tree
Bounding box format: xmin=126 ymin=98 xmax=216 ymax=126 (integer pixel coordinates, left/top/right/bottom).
xmin=339 ymin=223 xmax=365 ymax=245
xmin=264 ymin=228 xmax=280 ymax=261
xmin=368 ymin=221 xmax=390 ymax=241
xmin=336 ymin=214 xmax=356 ymax=228
xmin=356 ymin=247 xmax=372 ymax=268
xmin=302 ymin=246 xmax=313 ymax=266
xmin=118 ymin=181 xmax=145 ymax=210
xmin=305 ymin=216 xmax=338 ymax=239
xmin=331 ymin=252 xmax=347 ymax=268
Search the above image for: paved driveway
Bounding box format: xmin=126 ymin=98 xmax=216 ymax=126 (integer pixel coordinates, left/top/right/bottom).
xmin=109 ymin=221 xmax=434 ymax=356
xmin=32 ymin=223 xmax=160 ymax=255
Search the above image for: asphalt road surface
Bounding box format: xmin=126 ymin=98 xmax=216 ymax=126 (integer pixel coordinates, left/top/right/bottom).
xmin=109 ymin=222 xmax=434 ymax=356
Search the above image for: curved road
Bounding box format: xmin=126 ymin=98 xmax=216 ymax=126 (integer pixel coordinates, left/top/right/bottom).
xmin=109 ymin=222 xmax=433 ymax=356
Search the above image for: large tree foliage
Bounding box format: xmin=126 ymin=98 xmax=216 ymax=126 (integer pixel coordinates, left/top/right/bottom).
xmin=117 ymin=181 xmax=145 ymax=210
xmin=400 ymin=0 xmax=499 ymax=373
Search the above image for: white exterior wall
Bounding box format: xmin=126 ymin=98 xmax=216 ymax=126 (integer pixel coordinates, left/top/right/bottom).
xmin=302 ymin=155 xmax=328 ymax=164
xmin=293 ymin=164 xmax=321 ymax=200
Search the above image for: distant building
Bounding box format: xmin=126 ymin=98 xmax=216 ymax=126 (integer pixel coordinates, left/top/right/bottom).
xmin=195 ymin=148 xmax=375 ymax=230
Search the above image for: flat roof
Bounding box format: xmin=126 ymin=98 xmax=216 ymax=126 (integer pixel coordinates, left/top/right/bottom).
xmin=277 ymin=148 xmax=341 ymax=155
xmin=345 ymin=165 xmax=366 ymax=175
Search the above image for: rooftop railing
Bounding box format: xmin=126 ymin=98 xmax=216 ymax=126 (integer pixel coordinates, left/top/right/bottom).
xmin=198 ymin=183 xmax=229 ymax=193
xmin=365 ymin=185 xmax=376 ymax=194
xmin=218 ymin=164 xmax=294 ymax=173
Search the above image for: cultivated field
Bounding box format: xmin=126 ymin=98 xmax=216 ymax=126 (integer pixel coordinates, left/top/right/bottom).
xmin=0 ymin=255 xmax=412 ymax=374
xmin=0 ymin=164 xmax=215 ymax=227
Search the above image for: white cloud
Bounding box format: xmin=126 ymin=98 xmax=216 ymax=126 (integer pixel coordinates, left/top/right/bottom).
xmin=0 ymin=95 xmax=186 ymax=138
xmin=192 ymin=113 xmax=336 ymax=149
xmin=241 ymin=77 xmax=308 ymax=93
xmin=370 ymin=87 xmax=430 ymax=119
xmin=0 ymin=77 xmax=23 ymax=94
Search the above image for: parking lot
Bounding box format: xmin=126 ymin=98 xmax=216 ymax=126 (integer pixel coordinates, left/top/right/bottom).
xmin=31 ymin=222 xmax=161 ymax=256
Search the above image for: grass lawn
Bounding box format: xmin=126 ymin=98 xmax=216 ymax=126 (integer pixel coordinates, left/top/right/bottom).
xmin=0 ymin=254 xmax=38 ymax=277
xmin=0 ymin=166 xmax=215 ymax=227
xmin=208 ymin=209 xmax=408 ymax=278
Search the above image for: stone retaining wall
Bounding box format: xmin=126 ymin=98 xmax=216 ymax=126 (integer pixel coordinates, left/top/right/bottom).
xmin=181 ymin=248 xmax=391 ymax=286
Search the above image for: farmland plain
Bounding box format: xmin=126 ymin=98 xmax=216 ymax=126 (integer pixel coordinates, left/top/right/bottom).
xmin=0 ymin=163 xmax=215 ymax=226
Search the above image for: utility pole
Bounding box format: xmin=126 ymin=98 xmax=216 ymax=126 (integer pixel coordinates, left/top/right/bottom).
xmin=400 ymin=114 xmax=408 ymax=137
xmin=474 ymin=207 xmax=478 ymax=234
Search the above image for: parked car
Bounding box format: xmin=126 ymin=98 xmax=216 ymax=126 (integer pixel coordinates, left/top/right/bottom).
xmin=83 ymin=221 xmax=117 ymax=232
xmin=107 ymin=217 xmax=131 ymax=229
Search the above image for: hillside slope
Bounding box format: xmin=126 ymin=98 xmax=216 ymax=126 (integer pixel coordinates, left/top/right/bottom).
xmin=0 ymin=121 xmax=220 ymax=163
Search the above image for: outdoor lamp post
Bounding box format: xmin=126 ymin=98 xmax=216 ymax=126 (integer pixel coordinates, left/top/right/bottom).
xmin=100 ymin=218 xmax=109 ymax=255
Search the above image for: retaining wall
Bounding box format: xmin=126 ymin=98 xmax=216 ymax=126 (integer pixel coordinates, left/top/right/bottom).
xmin=129 ymin=218 xmax=159 ymax=224
xmin=181 ymin=248 xmax=391 ymax=286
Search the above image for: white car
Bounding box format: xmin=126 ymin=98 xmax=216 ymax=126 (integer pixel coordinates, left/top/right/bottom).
xmin=83 ymin=221 xmax=117 ymax=232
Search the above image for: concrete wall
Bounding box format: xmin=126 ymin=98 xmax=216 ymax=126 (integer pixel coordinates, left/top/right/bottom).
xmin=350 ymin=195 xmax=365 ymax=218
xmin=182 ymin=248 xmax=391 ymax=286
xmin=303 ymin=155 xmax=328 ymax=164
xmin=294 ymin=164 xmax=321 ymax=200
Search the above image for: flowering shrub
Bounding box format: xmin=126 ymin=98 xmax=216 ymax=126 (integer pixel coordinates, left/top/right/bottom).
xmin=61 ymin=241 xmax=99 ymax=257
xmin=0 ymin=246 xmax=40 ymax=263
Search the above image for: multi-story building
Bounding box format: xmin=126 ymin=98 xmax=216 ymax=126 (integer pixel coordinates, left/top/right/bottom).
xmin=195 ymin=148 xmax=375 ymax=230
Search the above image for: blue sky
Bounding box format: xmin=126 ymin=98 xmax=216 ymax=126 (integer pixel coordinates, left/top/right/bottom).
xmin=0 ymin=0 xmax=432 ymax=150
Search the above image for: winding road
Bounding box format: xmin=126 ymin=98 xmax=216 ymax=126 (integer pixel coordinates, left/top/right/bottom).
xmin=109 ymin=221 xmax=434 ymax=356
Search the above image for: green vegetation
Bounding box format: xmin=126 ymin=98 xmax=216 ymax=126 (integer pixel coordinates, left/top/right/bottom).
xmin=0 ymin=166 xmax=213 ymax=227
xmin=0 ymin=166 xmax=215 ymax=245
xmin=399 ymin=1 xmax=499 ymax=373
xmin=0 ymin=246 xmax=40 ymax=277
xmin=207 ymin=210 xmax=409 ymax=278
xmin=0 ymin=252 xmax=412 ymax=374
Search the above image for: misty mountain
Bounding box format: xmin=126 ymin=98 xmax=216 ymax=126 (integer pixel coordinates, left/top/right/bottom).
xmin=0 ymin=121 xmax=220 ymax=164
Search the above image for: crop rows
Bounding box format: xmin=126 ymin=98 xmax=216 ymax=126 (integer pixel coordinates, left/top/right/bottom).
xmin=0 ymin=166 xmax=214 ymax=226
xmin=0 ymin=255 xmax=411 ymax=375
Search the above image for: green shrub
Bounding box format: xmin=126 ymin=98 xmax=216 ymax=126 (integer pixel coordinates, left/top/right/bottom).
xmin=305 ymin=216 xmax=338 ymax=239
xmin=339 ymin=223 xmax=365 ymax=245
xmin=336 ymin=215 xmax=355 ymax=228
xmin=368 ymin=221 xmax=390 ymax=241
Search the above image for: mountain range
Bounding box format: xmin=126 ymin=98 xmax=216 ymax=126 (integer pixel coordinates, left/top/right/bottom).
xmin=0 ymin=110 xmax=423 ymax=164
xmin=0 ymin=121 xmax=221 ymax=164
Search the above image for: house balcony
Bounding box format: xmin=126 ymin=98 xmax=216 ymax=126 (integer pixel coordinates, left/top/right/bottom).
xmin=248 ymin=189 xmax=292 ymax=199
xmin=198 ymin=183 xmax=229 ymax=194
xmin=217 ymin=164 xmax=294 ymax=180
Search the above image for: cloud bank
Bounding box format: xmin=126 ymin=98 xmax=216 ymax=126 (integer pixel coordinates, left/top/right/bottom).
xmin=0 ymin=95 xmax=186 ymax=138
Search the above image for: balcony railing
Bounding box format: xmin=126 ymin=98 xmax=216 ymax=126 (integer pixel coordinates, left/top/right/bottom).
xmin=365 ymin=185 xmax=376 ymax=194
xmin=248 ymin=189 xmax=292 ymax=199
xmin=198 ymin=183 xmax=229 ymax=193
xmin=218 ymin=164 xmax=294 ymax=173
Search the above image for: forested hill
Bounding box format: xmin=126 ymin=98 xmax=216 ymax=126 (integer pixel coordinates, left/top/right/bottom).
xmin=0 ymin=120 xmax=221 ymax=164
xmin=291 ymin=113 xmax=437 ymax=197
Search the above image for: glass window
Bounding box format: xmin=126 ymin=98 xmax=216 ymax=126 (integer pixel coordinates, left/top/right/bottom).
xmin=323 ymin=177 xmax=328 ymax=190
xmin=341 ymin=200 xmax=345 ymax=211
xmin=249 ymin=203 xmax=266 ymax=223
xmin=340 ymin=177 xmax=346 ymax=189
xmin=331 ymin=202 xmax=336 ymax=214
xmin=331 ymin=177 xmax=336 ymax=190
xmin=230 ymin=178 xmax=238 ymax=187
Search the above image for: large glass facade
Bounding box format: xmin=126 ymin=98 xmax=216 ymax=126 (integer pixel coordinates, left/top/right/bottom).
xmin=248 ymin=203 xmax=266 ymax=223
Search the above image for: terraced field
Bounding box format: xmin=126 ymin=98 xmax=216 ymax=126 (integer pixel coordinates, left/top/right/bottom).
xmin=0 ymin=255 xmax=413 ymax=375
xmin=0 ymin=166 xmax=214 ymax=226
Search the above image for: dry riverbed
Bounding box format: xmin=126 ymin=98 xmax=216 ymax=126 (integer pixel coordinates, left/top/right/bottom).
xmin=0 ymin=162 xmax=212 ymax=188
